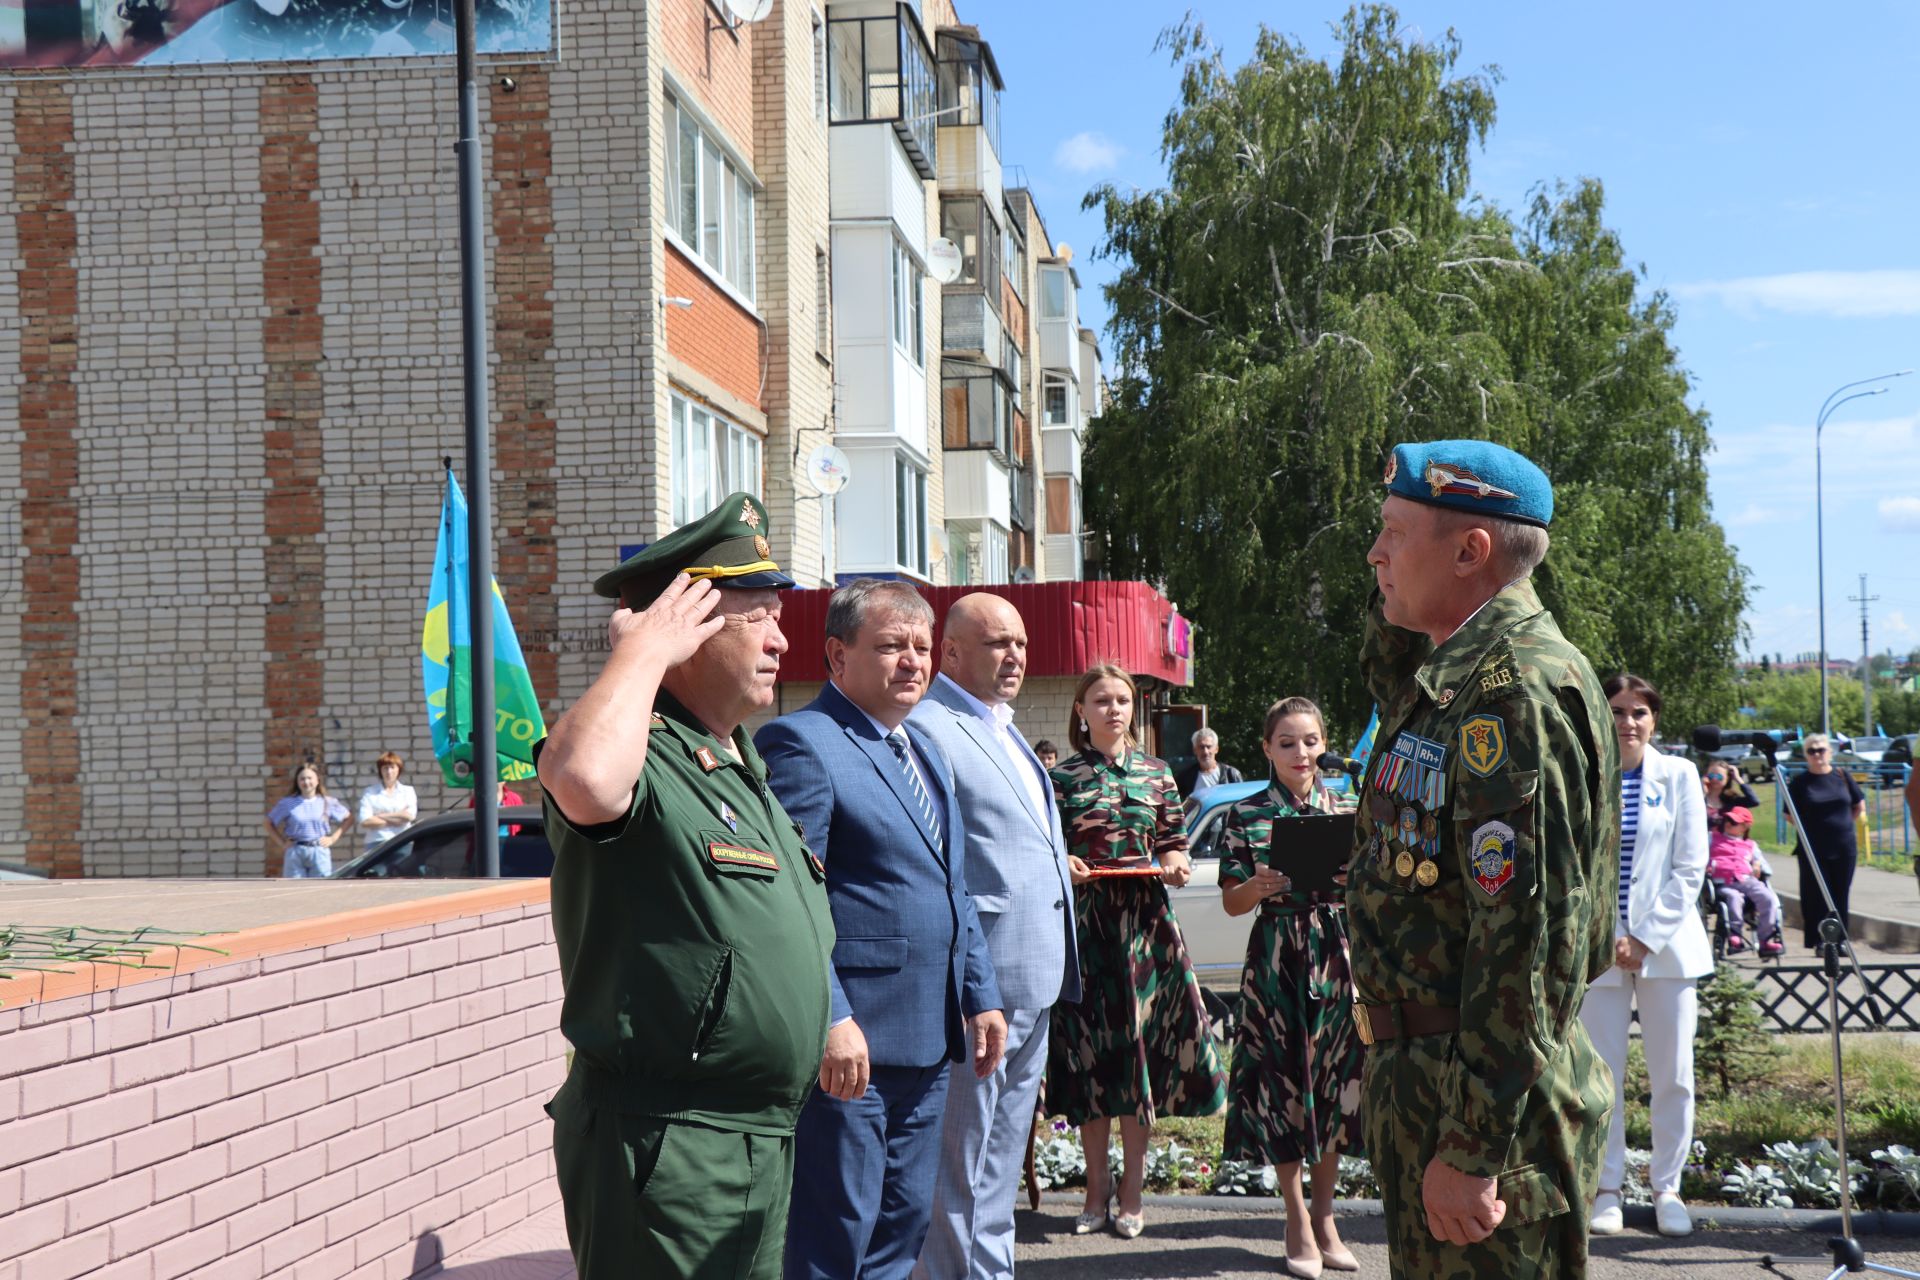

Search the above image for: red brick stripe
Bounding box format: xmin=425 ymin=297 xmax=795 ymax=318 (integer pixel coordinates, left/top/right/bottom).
xmin=259 ymin=74 xmax=326 ymax=873
xmin=490 ymin=69 xmax=557 ymax=727
xmin=14 ymin=82 xmax=82 ymax=878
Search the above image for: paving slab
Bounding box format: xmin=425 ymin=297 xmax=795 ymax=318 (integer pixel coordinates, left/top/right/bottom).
xmin=0 ymin=878 xmax=493 ymax=935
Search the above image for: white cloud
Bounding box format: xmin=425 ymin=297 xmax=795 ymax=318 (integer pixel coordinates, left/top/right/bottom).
xmin=1882 ymin=496 xmax=1920 ymax=531
xmin=1053 ymin=131 xmax=1122 ymax=175
xmin=1710 ymin=414 xmax=1920 ymax=509
xmin=1885 ymin=610 xmax=1914 ymax=641
xmin=1726 ymin=502 xmax=1779 ymax=527
xmin=1674 ymin=269 xmax=1920 ymax=318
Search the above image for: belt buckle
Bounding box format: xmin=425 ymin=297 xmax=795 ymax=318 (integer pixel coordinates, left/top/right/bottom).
xmin=1353 ymin=1003 xmax=1375 ymax=1046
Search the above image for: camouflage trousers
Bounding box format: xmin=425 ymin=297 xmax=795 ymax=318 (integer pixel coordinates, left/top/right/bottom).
xmin=1361 ymin=1028 xmax=1611 ymax=1280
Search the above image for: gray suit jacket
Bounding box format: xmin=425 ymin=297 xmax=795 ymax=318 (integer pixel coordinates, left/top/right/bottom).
xmin=909 ymin=676 xmax=1081 ymax=1012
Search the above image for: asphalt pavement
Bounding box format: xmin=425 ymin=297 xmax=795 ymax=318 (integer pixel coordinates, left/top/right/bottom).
xmin=1008 ymin=1197 xmax=1920 ymax=1278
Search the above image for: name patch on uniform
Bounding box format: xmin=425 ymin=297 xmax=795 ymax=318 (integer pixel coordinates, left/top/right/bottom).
xmin=707 ymin=842 xmax=779 ymax=874
xmin=1470 ymin=820 xmax=1516 ymax=897
xmin=1459 ymin=714 xmax=1507 ymax=777
xmin=695 ymin=746 xmax=722 ymax=772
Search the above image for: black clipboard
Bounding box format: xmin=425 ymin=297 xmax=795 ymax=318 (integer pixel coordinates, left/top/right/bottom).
xmin=1264 ymin=810 xmax=1356 ymax=897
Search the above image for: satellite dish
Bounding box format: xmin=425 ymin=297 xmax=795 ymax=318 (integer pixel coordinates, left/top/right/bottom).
xmin=1012 ymin=565 xmax=1037 ymax=585
xmin=718 ymin=0 xmax=775 ymax=24
xmin=927 ymin=238 xmax=964 ymax=285
xmin=804 ymin=444 xmax=851 ymax=497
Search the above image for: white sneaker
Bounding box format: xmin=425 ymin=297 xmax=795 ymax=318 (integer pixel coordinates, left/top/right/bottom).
xmin=1655 ymin=1191 xmax=1693 ymax=1237
xmin=1589 ymin=1190 xmax=1624 ymax=1235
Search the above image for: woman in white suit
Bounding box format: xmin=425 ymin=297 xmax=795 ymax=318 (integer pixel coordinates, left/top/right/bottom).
xmin=1582 ymin=673 xmax=1713 ymax=1239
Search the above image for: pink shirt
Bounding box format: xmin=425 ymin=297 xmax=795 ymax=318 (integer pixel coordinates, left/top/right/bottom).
xmin=1708 ymin=832 xmax=1761 ymax=884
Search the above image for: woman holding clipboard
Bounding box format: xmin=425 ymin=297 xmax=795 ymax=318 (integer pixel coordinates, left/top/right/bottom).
xmin=1219 ymin=697 xmax=1363 ymax=1277
xmin=1046 ymin=663 xmax=1226 ymax=1240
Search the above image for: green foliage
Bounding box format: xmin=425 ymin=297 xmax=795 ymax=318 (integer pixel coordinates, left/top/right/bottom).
xmin=1082 ymin=6 xmax=1747 ymax=753
xmin=1693 ymin=963 xmax=1779 ymax=1098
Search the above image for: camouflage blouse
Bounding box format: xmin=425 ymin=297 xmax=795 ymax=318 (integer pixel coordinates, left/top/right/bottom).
xmin=1049 ymin=749 xmax=1188 ymax=869
xmin=1219 ymin=779 xmax=1359 ymax=910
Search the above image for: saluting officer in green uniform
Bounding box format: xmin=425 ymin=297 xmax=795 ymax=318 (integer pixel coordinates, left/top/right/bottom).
xmin=537 ymin=493 xmax=835 ymax=1280
xmin=1345 ymin=441 xmax=1619 ymax=1280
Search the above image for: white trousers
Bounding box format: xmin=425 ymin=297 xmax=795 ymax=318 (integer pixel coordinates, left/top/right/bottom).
xmin=914 ymin=1003 xmax=1050 ymax=1280
xmin=1579 ymin=974 xmax=1698 ymax=1194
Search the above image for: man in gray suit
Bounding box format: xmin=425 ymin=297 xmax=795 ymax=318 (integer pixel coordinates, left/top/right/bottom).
xmin=911 ymin=594 xmax=1080 ymax=1280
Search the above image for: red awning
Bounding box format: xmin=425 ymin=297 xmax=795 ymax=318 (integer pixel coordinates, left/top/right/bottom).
xmin=773 ymin=580 xmax=1193 ymax=686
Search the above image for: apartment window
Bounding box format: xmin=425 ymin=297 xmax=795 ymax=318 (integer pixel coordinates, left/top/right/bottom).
xmin=1040 ymin=267 xmax=1069 ymax=320
xmin=891 ymin=237 xmax=923 ymax=366
xmin=942 ymin=364 xmax=1010 ymax=454
xmin=815 ymin=247 xmax=831 ymax=357
xmin=895 ymin=458 xmax=928 ymax=575
xmin=939 ymin=197 xmax=1001 ymax=297
xmin=935 ymin=32 xmax=1002 ymax=159
xmin=1002 ymin=214 xmax=1026 ymax=300
xmin=812 ymin=10 xmax=828 ymax=125
xmin=664 ymin=92 xmax=757 ymax=301
xmin=1004 ymin=338 xmax=1021 ymax=408
xmin=826 ymin=5 xmax=938 ymax=174
xmin=671 ymin=393 xmax=764 ymax=527
xmin=1043 ymin=372 xmax=1069 ymax=426
xmin=982 ymin=525 xmax=1009 ymax=585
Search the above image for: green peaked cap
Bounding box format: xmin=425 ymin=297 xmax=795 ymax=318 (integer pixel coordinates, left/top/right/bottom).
xmin=593 ymin=491 xmax=796 ymax=604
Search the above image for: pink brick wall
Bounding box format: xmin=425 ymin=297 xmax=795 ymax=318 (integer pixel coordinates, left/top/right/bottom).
xmin=0 ymin=898 xmax=565 ymax=1280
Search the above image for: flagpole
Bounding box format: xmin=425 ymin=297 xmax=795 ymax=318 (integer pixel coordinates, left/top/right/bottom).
xmin=455 ymin=0 xmax=498 ymax=877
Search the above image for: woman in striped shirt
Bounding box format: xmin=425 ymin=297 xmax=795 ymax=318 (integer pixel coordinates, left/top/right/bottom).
xmin=1580 ymin=673 xmax=1714 ymax=1240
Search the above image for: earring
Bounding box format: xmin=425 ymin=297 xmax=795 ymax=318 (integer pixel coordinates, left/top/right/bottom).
xmin=1079 ymin=719 xmax=1088 ymax=735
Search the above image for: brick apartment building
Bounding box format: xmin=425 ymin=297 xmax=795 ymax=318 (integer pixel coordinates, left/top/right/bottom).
xmin=0 ymin=0 xmax=1107 ymax=877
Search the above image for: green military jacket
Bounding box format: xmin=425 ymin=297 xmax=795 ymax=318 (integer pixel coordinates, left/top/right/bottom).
xmin=540 ymin=689 xmax=836 ymax=1136
xmin=1345 ymin=579 xmax=1619 ymax=1179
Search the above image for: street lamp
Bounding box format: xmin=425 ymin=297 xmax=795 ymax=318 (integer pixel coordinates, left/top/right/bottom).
xmin=1815 ymin=370 xmax=1913 ymax=736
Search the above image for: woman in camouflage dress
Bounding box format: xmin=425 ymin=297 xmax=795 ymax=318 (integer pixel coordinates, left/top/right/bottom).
xmin=1220 ymin=697 xmax=1363 ymax=1277
xmin=1047 ymin=663 xmax=1226 ymax=1240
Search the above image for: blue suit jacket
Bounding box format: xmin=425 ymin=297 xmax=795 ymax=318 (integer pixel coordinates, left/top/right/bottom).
xmin=909 ymin=677 xmax=1081 ymax=1011
xmin=755 ymin=682 xmax=1002 ymax=1069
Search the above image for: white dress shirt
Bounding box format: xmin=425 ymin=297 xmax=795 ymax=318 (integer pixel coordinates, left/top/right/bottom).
xmin=934 ymin=674 xmax=1050 ymax=820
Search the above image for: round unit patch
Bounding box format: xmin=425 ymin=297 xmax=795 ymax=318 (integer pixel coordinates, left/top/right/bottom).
xmin=1470 ymin=819 xmax=1516 ymax=898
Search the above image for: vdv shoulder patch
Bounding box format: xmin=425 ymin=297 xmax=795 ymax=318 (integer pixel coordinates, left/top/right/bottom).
xmin=1459 ymin=714 xmax=1507 ymax=777
xmin=1470 ymin=820 xmax=1516 ymax=898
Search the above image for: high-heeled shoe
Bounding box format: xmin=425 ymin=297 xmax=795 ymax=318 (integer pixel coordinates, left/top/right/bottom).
xmin=1112 ymin=1205 xmax=1145 ymax=1239
xmin=1282 ymin=1251 xmax=1323 ymax=1279
xmin=1313 ymin=1219 xmax=1359 ymax=1272
xmin=1073 ymin=1194 xmax=1111 ymax=1235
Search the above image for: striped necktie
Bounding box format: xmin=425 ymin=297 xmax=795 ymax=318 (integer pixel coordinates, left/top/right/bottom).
xmin=886 ymin=729 xmax=942 ymax=847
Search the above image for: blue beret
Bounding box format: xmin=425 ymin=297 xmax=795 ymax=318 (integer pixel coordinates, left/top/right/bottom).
xmin=1382 ymin=439 xmax=1553 ymax=528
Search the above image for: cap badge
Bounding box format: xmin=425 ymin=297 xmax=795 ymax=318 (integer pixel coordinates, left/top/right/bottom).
xmin=740 ymin=499 xmax=762 ymax=530
xmin=1383 ymin=453 xmax=1398 ymax=485
xmin=753 ymin=534 xmax=771 ymax=560
xmin=1426 ymin=462 xmax=1518 ymax=503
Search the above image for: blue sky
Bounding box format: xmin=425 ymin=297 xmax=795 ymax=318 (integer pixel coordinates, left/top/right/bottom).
xmin=966 ymin=0 xmax=1920 ymax=670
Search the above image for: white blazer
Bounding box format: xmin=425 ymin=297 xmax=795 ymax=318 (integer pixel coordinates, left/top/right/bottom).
xmin=1591 ymin=744 xmax=1714 ymax=984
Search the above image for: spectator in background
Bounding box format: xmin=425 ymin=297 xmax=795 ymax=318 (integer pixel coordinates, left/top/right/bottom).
xmin=357 ymin=752 xmax=418 ymax=854
xmin=267 ymin=761 xmax=351 ymax=878
xmin=1174 ymin=727 xmax=1244 ymax=797
xmin=1702 ymin=760 xmax=1760 ymax=835
xmin=1582 ymin=674 xmax=1712 ymax=1240
xmin=467 ymin=778 xmax=526 ymax=837
xmin=1707 ymin=806 xmax=1783 ymax=957
xmin=1033 ymin=740 xmax=1059 ymax=771
xmin=1785 ymin=733 xmax=1865 ymax=948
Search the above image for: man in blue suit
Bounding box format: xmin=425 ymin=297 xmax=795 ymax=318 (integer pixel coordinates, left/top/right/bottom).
xmin=911 ymin=594 xmax=1079 ymax=1280
xmin=757 ymin=579 xmax=1006 ymax=1280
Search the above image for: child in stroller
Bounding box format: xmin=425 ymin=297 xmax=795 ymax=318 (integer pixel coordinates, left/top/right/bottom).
xmin=1707 ymin=806 xmax=1784 ymax=957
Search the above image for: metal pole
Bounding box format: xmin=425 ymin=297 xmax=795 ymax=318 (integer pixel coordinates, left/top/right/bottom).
xmin=1813 ymin=373 xmax=1911 ymax=742
xmin=455 ymin=0 xmax=498 ymax=878
xmin=1817 ymin=425 xmax=1829 ymax=738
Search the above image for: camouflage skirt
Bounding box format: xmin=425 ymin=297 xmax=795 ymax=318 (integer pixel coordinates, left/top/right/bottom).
xmin=1223 ymin=904 xmax=1365 ymax=1167
xmin=1045 ymin=878 xmax=1226 ymax=1126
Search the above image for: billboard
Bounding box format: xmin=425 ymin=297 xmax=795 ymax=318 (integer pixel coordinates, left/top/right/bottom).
xmin=0 ymin=0 xmax=552 ymax=71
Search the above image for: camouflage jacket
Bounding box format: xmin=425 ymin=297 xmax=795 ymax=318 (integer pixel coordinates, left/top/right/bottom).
xmin=1049 ymin=750 xmax=1187 ymax=869
xmin=1345 ymin=579 xmax=1619 ymax=1179
xmin=1220 ymin=779 xmax=1359 ymax=911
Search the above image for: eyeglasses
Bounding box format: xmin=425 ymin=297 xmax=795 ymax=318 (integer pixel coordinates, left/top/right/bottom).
xmin=1806 ymin=747 xmax=1831 ymax=756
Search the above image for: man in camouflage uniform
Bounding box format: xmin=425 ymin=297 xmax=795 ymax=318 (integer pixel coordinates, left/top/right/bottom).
xmin=1345 ymin=440 xmax=1619 ymax=1280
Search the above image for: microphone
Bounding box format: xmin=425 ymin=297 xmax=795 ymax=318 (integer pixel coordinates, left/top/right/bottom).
xmin=1317 ymin=752 xmax=1367 ymax=776
xmin=1691 ymin=725 xmax=1783 ymax=754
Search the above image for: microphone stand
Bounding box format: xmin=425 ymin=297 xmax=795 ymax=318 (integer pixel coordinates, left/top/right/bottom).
xmin=1759 ymin=764 xmax=1907 ymax=1279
